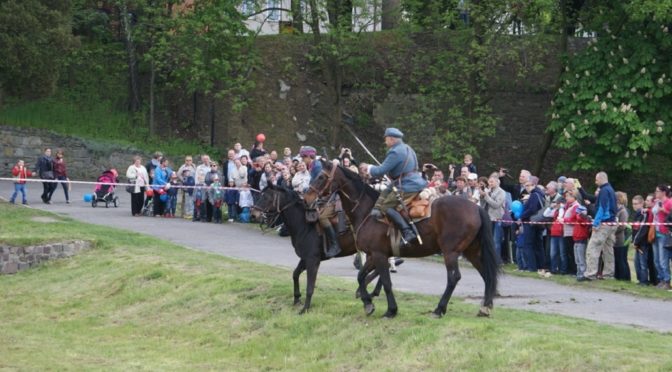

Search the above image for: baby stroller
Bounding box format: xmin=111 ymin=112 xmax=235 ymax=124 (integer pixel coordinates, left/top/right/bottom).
xmin=91 ymin=169 xmax=119 ymax=208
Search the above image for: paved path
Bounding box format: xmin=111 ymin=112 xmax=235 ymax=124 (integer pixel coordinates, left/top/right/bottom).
xmin=3 ymin=180 xmax=671 ymax=332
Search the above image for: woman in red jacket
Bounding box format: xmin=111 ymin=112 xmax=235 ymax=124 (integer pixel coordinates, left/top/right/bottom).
xmin=53 ymin=149 xmax=70 ymax=203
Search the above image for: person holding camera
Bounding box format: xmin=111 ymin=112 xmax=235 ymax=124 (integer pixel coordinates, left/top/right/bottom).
xmin=339 ymin=147 xmax=358 ymax=173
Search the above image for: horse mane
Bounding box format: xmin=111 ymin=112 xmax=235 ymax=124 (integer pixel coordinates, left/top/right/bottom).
xmin=337 ymin=165 xmax=379 ymax=201
xmin=278 ymin=186 xmax=306 ymax=211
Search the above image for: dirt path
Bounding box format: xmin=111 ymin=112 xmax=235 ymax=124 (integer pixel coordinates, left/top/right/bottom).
xmin=3 ymin=180 xmax=671 ymax=332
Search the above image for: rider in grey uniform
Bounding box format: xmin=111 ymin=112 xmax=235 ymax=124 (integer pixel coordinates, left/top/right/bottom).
xmin=360 ymin=128 xmax=427 ymax=247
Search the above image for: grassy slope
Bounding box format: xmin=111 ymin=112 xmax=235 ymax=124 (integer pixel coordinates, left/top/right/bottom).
xmin=1 ymin=203 xmax=671 ymax=370
xmin=0 ymin=96 xmax=213 ymax=157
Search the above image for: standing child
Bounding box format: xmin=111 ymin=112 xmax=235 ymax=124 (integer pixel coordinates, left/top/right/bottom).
xmin=10 ymin=160 xmax=34 ymax=204
xmin=181 ymin=169 xmax=195 ymax=219
xmin=631 ymin=195 xmax=653 ymax=285
xmin=224 ymin=181 xmax=239 ymax=223
xmin=565 ymin=190 xmax=591 ymax=281
xmin=238 ymin=185 xmax=254 ymax=223
xmin=165 ymin=172 xmax=180 ymax=217
xmin=208 ymin=175 xmax=224 ymax=223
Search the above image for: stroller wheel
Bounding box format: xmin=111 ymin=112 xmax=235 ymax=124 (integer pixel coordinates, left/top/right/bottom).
xmin=105 ymin=202 xmax=109 ymax=208
xmin=113 ymin=197 xmax=118 ymax=208
xmin=92 ymin=200 xmax=97 ymax=208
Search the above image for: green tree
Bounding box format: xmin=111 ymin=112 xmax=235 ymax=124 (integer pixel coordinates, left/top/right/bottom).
xmin=547 ymin=1 xmax=672 ymax=172
xmin=163 ymin=0 xmax=256 ymax=146
xmin=395 ymin=0 xmax=558 ymax=166
xmin=0 ymin=0 xmax=74 ymax=100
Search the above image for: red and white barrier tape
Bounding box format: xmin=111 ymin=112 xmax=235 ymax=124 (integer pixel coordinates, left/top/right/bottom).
xmin=494 ymin=219 xmax=672 ymax=227
xmin=0 ymin=177 xmax=261 ymax=193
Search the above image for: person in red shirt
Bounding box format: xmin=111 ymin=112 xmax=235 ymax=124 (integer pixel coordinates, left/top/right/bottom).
xmin=10 ymin=160 xmax=34 ymax=204
xmin=564 ymin=190 xmax=591 ymax=281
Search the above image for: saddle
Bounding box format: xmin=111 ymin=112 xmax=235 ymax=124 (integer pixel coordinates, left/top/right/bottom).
xmin=406 ymin=187 xmax=440 ymax=221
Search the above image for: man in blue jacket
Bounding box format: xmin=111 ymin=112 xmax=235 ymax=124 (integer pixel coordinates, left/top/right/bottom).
xmin=583 ymin=171 xmax=618 ymax=280
xmin=518 ymin=176 xmax=546 ymax=271
xmin=360 ymin=128 xmax=428 ymax=247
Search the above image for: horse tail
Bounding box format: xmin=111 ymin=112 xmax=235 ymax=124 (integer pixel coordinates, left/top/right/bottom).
xmin=477 ymin=207 xmax=500 ymax=307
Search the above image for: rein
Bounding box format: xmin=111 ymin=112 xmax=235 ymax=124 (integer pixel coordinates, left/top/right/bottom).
xmin=253 ymin=190 xmax=299 ymax=231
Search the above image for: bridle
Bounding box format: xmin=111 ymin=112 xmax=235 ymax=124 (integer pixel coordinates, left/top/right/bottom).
xmin=252 ymin=189 xmax=298 ymax=230
xmin=309 ymin=165 xmax=367 ymax=213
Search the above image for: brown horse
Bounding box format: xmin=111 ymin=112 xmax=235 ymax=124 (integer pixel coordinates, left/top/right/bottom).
xmin=304 ymin=160 xmax=500 ymax=318
xmin=252 ymin=184 xmax=382 ymax=313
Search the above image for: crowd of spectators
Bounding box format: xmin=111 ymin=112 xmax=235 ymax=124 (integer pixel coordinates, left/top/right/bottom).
xmin=419 ymin=158 xmax=671 ymax=290
xmin=6 ymin=139 xmax=671 ymax=289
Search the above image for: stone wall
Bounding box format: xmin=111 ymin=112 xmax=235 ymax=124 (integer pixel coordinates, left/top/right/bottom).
xmin=0 ymin=240 xmax=92 ymax=274
xmin=0 ymin=125 xmax=152 ymax=181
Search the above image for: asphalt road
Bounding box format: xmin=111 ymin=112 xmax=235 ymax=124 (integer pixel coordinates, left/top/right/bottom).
xmin=2 ymin=179 xmax=671 ymax=332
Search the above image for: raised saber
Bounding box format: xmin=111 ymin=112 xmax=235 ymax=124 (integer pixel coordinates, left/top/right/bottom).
xmin=341 ymin=122 xmax=423 ymax=245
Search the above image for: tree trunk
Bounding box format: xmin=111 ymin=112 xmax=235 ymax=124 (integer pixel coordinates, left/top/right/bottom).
xmin=149 ymin=61 xmax=156 ymax=136
xmin=209 ymin=94 xmax=216 ymax=147
xmin=533 ymin=0 xmax=572 ymax=176
xmin=291 ymin=0 xmax=304 ymax=33
xmin=381 ymin=0 xmax=401 ymax=30
xmin=327 ymin=0 xmax=353 ymax=30
xmin=119 ymin=1 xmax=141 ymax=112
xmin=307 ymin=0 xmax=321 ymax=43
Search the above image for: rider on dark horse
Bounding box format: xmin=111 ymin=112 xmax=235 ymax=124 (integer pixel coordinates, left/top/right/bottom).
xmin=359 ymin=128 xmax=427 ymax=247
xmin=300 ymin=145 xmax=341 ymax=258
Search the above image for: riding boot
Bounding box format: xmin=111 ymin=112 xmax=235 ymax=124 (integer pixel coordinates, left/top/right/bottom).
xmin=385 ymin=208 xmax=417 ymax=247
xmin=324 ymin=225 xmax=342 ymax=258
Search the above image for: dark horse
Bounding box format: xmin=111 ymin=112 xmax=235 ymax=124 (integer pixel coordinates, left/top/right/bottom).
xmin=252 ymin=184 xmax=377 ymax=314
xmin=304 ymin=160 xmax=500 ymax=318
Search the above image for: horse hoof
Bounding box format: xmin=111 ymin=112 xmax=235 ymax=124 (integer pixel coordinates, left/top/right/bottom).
xmin=364 ymin=303 xmax=375 ymax=316
xmin=299 ymin=307 xmax=309 ymax=315
xmin=383 ymin=309 xmax=397 ymax=319
xmin=431 ymin=309 xmax=444 ymax=319
xmin=293 ymin=299 xmax=302 ymax=307
xmin=477 ymin=306 xmax=491 ymax=317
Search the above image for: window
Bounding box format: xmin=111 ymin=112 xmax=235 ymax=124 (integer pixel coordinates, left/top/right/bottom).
xmin=267 ymin=0 xmax=279 ymax=21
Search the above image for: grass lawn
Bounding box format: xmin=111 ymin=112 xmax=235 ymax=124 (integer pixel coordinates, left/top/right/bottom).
xmin=1 ymin=202 xmax=671 ymax=370
xmin=0 ymin=96 xmax=215 ymax=158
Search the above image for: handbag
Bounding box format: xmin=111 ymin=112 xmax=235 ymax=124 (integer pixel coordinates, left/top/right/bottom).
xmin=530 ymin=197 xmax=552 ymax=224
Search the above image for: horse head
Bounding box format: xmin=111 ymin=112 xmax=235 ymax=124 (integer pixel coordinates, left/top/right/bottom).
xmin=251 ymin=184 xmax=301 ymax=225
xmin=304 ymin=158 xmax=340 ymax=205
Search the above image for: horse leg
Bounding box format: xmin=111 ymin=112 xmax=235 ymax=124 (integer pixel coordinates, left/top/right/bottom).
xmin=355 ymin=267 xmax=379 ymax=299
xmin=292 ymin=259 xmax=306 ymax=306
xmin=300 ymin=259 xmax=320 ymax=315
xmin=463 ymin=242 xmax=496 ymax=317
xmin=372 ymin=253 xmax=398 ymax=318
xmin=370 ymin=273 xmax=383 ymax=298
xmin=357 ymin=260 xmax=376 ymax=315
xmin=433 ymin=252 xmax=462 ymax=318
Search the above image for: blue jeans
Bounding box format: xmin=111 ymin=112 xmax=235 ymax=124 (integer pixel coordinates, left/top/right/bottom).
xmin=56 ymin=175 xmax=69 ymax=201
xmin=492 ymin=222 xmax=503 ymax=264
xmin=653 ymin=234 xmax=671 ymax=282
xmin=634 ymin=245 xmax=650 ymax=284
xmin=515 ymin=230 xmax=525 ymax=270
xmin=523 ymin=225 xmax=543 ymax=271
xmin=574 ymin=240 xmax=587 ymax=279
xmin=550 ymin=236 xmax=567 ymax=274
xmin=227 ymin=203 xmax=238 ymax=220
xmin=10 ymin=183 xmax=27 ymax=203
